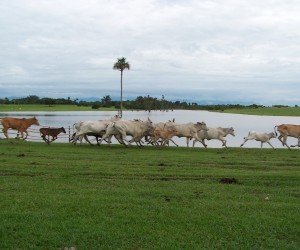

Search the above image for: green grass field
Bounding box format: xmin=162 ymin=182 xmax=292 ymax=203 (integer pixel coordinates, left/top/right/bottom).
xmin=221 ymin=106 xmax=300 ymax=116
xmin=0 ymin=104 xmax=116 ymax=112
xmin=0 ymin=140 xmax=299 ymax=249
xmin=1 ymin=104 xmax=300 ymax=116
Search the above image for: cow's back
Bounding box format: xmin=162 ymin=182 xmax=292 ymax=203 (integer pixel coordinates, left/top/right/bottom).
xmin=1 ymin=117 xmax=22 ymax=129
xmin=115 ymin=120 xmax=140 ymax=136
xmin=278 ymin=124 xmax=300 ymax=138
xmin=206 ymin=128 xmax=223 ymax=139
xmin=171 ymin=123 xmax=196 ymax=137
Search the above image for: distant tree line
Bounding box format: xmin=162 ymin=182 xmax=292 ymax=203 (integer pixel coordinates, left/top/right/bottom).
xmin=0 ymin=94 xmax=291 ymax=111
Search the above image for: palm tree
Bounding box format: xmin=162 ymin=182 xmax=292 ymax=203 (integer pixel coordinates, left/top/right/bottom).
xmin=113 ymin=57 xmax=130 ymax=117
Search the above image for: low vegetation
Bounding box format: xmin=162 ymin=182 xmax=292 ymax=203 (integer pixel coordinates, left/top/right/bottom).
xmin=1 ymin=103 xmax=300 ymax=116
xmin=0 ymin=140 xmax=299 ymax=249
xmin=220 ymin=106 xmax=300 ymax=116
xmin=1 ymin=95 xmax=300 ymax=116
xmin=0 ymin=104 xmax=115 ymax=112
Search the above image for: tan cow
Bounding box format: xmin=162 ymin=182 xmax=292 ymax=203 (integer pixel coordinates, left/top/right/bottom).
xmin=0 ymin=116 xmax=40 ymax=139
xmin=151 ymin=128 xmax=178 ymax=146
xmin=274 ymin=124 xmax=300 ymax=150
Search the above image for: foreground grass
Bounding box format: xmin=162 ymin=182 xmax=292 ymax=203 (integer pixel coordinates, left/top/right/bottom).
xmin=0 ymin=140 xmax=299 ymax=249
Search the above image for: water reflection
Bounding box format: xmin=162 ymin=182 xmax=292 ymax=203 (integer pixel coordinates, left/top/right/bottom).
xmin=1 ymin=110 xmax=299 ymax=148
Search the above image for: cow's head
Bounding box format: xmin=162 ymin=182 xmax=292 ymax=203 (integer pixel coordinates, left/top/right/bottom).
xmin=228 ymin=127 xmax=235 ymax=136
xmin=32 ymin=116 xmax=40 ymax=126
xmin=196 ymin=121 xmax=208 ymax=131
xmin=269 ymin=132 xmax=276 ymax=139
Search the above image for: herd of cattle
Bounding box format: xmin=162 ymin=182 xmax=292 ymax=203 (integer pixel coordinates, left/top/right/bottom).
xmin=0 ymin=116 xmax=300 ymax=150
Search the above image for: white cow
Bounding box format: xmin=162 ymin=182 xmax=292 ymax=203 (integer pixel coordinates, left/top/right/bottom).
xmin=100 ymin=118 xmax=154 ymax=146
xmin=164 ymin=121 xmax=208 ymax=147
xmin=240 ymin=131 xmax=276 ymax=148
xmin=193 ymin=127 xmax=235 ymax=148
xmin=72 ymin=116 xmax=120 ymax=145
xmin=72 ymin=120 xmax=100 ymax=145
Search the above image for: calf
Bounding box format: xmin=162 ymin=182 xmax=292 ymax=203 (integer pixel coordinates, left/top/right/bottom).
xmin=151 ymin=128 xmax=178 ymax=146
xmin=240 ymin=131 xmax=276 ymax=148
xmin=193 ymin=127 xmax=235 ymax=148
xmin=147 ymin=121 xmax=179 ymax=146
xmin=40 ymin=127 xmax=66 ymax=144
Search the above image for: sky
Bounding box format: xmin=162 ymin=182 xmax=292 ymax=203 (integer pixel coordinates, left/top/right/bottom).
xmin=1 ymin=0 xmax=300 ymax=105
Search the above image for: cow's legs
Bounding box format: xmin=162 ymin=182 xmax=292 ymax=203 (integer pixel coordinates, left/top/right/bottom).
xmin=2 ymin=127 xmax=9 ymax=139
xmin=83 ymin=135 xmax=94 ymax=145
xmin=278 ymin=135 xmax=291 ymax=150
xmin=71 ymin=133 xmax=80 ymax=144
xmin=240 ymin=138 xmax=249 ymax=147
xmin=23 ymin=130 xmax=28 ymax=139
xmin=169 ymin=138 xmax=179 ymax=147
xmin=193 ymin=133 xmax=208 ymax=148
xmin=119 ymin=132 xmax=129 ymax=146
xmin=290 ymin=137 xmax=300 ymax=148
xmin=220 ymin=138 xmax=227 ymax=147
xmin=114 ymin=134 xmax=125 ymax=145
xmin=129 ymin=136 xmax=143 ymax=147
xmin=267 ymin=141 xmax=275 ymax=149
xmin=192 ymin=139 xmax=207 ymax=148
xmin=19 ymin=130 xmax=26 ymax=139
xmin=185 ymin=137 xmax=190 ymax=147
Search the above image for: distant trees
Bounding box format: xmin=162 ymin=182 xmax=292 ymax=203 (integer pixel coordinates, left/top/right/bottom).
xmin=101 ymin=95 xmax=112 ymax=107
xmin=1 ymin=94 xmax=287 ymax=111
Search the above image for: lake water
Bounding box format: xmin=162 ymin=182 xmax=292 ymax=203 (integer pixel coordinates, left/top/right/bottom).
xmin=1 ymin=110 xmax=299 ymax=148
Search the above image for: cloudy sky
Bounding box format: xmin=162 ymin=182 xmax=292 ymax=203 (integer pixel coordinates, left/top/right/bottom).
xmin=1 ymin=0 xmax=300 ymax=105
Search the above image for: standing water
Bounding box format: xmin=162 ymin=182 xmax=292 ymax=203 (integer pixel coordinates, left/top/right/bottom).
xmin=0 ymin=110 xmax=299 ymax=148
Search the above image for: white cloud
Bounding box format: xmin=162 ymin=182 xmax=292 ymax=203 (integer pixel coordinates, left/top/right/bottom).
xmin=0 ymin=0 xmax=300 ymax=105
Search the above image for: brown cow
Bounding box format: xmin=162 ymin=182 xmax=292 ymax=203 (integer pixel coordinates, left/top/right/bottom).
xmin=274 ymin=124 xmax=300 ymax=150
xmin=151 ymin=128 xmax=178 ymax=146
xmin=0 ymin=116 xmax=40 ymax=139
xmin=40 ymin=127 xmax=66 ymax=144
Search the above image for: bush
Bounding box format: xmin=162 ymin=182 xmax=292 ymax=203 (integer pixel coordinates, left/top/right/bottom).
xmin=91 ymin=104 xmax=101 ymax=109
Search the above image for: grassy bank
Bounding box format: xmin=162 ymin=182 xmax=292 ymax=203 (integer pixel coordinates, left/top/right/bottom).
xmin=1 ymin=104 xmax=300 ymax=116
xmin=220 ymin=106 xmax=300 ymax=116
xmin=0 ymin=104 xmax=116 ymax=112
xmin=0 ymin=140 xmax=299 ymax=249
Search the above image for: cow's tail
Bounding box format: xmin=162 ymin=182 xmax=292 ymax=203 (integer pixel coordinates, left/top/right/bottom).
xmin=274 ymin=125 xmax=278 ymax=136
xmin=72 ymin=123 xmax=78 ymax=132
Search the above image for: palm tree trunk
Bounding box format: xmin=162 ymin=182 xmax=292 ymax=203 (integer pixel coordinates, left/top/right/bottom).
xmin=120 ymin=70 xmax=123 ymax=117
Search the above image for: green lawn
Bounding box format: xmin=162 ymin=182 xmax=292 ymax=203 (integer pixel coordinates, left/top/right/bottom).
xmin=0 ymin=104 xmax=116 ymax=112
xmin=1 ymin=104 xmax=300 ymax=116
xmin=220 ymin=106 xmax=300 ymax=116
xmin=0 ymin=140 xmax=299 ymax=249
